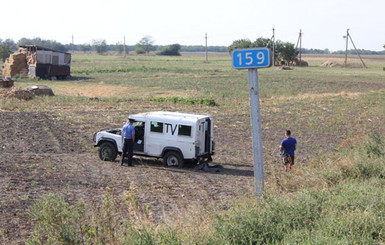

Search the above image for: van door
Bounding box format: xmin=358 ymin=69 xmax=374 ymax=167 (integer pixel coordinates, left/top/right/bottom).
xmin=197 ymin=118 xmax=211 ymax=156
xmin=204 ymin=118 xmax=212 ymax=154
xmin=133 ymin=121 xmax=145 ymax=153
xmin=145 ymin=120 xmax=165 ymax=157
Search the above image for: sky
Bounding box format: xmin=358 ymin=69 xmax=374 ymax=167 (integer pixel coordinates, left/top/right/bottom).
xmin=2 ymin=0 xmax=385 ymax=51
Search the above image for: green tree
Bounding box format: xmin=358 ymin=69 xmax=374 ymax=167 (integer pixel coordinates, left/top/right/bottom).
xmin=253 ymin=37 xmax=271 ymax=48
xmin=157 ymin=44 xmax=181 ymax=56
xmin=0 ymin=41 xmax=12 ymax=62
xmin=93 ymin=39 xmax=107 ymax=54
xmin=115 ymin=42 xmax=124 ymax=54
xmin=135 ymin=36 xmax=155 ymax=55
xmin=17 ymin=37 xmax=67 ymax=52
xmin=2 ymin=39 xmax=17 ymax=51
xmin=78 ymin=43 xmax=92 ymax=53
xmin=228 ymin=37 xmax=299 ymax=65
xmin=0 ymin=38 xmax=15 ymax=62
xmin=277 ymin=42 xmax=298 ymax=65
xmin=227 ymin=39 xmax=253 ymax=53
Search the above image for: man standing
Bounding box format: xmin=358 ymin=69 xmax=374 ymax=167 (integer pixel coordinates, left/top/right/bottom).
xmin=280 ymin=130 xmax=297 ymax=172
xmin=120 ymin=118 xmax=135 ymax=166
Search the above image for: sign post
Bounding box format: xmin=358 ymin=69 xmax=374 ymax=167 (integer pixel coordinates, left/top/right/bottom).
xmin=232 ymin=48 xmax=271 ymax=196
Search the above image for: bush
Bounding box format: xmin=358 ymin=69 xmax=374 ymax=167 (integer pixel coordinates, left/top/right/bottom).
xmin=27 ymin=194 xmax=87 ymax=244
xmin=157 ymin=44 xmax=181 ymax=56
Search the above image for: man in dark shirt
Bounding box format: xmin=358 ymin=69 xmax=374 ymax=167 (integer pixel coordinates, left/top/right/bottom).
xmin=280 ymin=130 xmax=297 ymax=172
xmin=120 ymin=118 xmax=136 ymax=166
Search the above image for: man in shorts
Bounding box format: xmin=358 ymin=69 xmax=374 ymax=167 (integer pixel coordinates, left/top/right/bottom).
xmin=280 ymin=130 xmax=297 ymax=172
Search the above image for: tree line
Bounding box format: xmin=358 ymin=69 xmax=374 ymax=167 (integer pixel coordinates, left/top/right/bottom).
xmin=0 ymin=36 xmax=227 ymax=61
xmin=0 ymin=36 xmax=384 ymax=62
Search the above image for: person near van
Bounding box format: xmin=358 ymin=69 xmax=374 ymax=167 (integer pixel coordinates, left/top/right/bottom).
xmin=280 ymin=130 xmax=297 ymax=172
xmin=120 ymin=118 xmax=136 ymax=166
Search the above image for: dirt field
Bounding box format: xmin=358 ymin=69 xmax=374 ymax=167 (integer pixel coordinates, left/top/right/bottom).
xmin=2 ymin=96 xmax=384 ymax=243
xmin=0 ymin=109 xmax=257 ymax=243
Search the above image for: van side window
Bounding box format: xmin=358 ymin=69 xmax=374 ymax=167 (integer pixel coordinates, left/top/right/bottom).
xmin=178 ymin=125 xmax=192 ymax=136
xmin=150 ymin=121 xmax=163 ymax=133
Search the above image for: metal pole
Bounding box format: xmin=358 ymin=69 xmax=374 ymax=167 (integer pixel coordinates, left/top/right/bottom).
xmin=248 ymin=69 xmax=264 ymax=196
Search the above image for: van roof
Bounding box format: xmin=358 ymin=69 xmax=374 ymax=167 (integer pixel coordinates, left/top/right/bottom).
xmin=129 ymin=111 xmax=211 ymax=123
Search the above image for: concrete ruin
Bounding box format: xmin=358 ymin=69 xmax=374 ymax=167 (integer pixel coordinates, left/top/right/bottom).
xmin=2 ymin=45 xmax=71 ymax=79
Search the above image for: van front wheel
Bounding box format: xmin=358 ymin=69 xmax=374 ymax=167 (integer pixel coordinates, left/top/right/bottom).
xmin=163 ymin=151 xmax=184 ymax=168
xmin=99 ymin=142 xmax=117 ymax=161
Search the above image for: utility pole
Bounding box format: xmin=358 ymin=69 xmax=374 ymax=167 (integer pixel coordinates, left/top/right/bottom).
xmin=123 ymin=36 xmax=126 ymax=57
xmin=296 ymin=29 xmax=303 ymax=64
xmin=205 ymin=33 xmax=208 ymax=62
xmin=271 ymin=27 xmax=275 ymax=66
xmin=344 ymin=29 xmax=349 ymax=66
xmin=72 ymin=34 xmax=74 ymax=52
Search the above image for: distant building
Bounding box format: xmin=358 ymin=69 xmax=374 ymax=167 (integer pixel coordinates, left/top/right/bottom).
xmin=2 ymin=45 xmax=71 ymax=79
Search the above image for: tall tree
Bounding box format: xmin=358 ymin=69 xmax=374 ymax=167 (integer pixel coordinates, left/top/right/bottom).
xmin=92 ymin=39 xmax=107 ymax=54
xmin=78 ymin=43 xmax=92 ymax=53
xmin=276 ymin=42 xmax=298 ymax=65
xmin=115 ymin=42 xmax=124 ymax=54
xmin=135 ymin=36 xmax=155 ymax=55
xmin=0 ymin=43 xmax=12 ymax=62
xmin=227 ymin=39 xmax=253 ymax=53
xmin=253 ymin=37 xmax=271 ymax=48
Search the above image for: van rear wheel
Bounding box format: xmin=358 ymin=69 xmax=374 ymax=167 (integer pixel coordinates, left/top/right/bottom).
xmin=163 ymin=151 xmax=184 ymax=168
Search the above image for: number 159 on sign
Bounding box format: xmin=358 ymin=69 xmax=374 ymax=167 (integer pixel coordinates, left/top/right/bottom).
xmin=232 ymin=48 xmax=271 ymax=69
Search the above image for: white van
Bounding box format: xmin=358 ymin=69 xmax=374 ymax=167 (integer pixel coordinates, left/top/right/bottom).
xmin=93 ymin=111 xmax=214 ymax=167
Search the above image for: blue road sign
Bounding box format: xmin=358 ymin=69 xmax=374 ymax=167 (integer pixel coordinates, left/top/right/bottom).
xmin=232 ymin=48 xmax=271 ymax=69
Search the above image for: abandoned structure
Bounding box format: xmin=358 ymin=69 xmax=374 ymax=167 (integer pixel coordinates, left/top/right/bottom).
xmin=2 ymin=45 xmax=71 ymax=79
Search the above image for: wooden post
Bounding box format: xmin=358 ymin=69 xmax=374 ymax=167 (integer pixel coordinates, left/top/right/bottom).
xmin=344 ymin=29 xmax=349 ymax=66
xmin=124 ymin=36 xmax=126 ymax=57
xmin=348 ymin=33 xmax=367 ymax=68
xmin=272 ymin=27 xmax=275 ymax=66
xmin=205 ymin=33 xmax=208 ymax=62
xmin=299 ymin=29 xmax=302 ymax=64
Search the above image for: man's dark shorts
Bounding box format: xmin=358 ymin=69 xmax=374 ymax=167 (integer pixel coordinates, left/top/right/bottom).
xmin=282 ymin=154 xmax=295 ymax=165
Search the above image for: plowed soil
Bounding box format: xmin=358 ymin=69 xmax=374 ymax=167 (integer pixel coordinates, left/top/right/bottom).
xmin=0 ymin=110 xmax=256 ymax=244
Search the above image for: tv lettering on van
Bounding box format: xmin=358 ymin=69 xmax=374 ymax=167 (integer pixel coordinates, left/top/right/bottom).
xmin=150 ymin=121 xmax=192 ymax=136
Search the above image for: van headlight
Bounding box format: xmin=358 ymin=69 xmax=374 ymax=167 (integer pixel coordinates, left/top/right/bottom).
xmin=93 ymin=132 xmax=97 ymax=143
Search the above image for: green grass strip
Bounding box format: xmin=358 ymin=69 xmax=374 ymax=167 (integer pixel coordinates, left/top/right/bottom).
xmin=72 ymin=67 xmax=167 ymax=74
